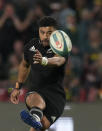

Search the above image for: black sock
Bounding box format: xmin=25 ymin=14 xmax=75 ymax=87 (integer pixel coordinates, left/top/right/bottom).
xmin=30 ymin=107 xmax=43 ymax=122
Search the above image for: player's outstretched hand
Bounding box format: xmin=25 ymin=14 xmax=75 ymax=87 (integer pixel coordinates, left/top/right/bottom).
xmin=33 ymin=49 xmax=42 ymax=64
xmin=10 ymin=88 xmax=20 ymax=104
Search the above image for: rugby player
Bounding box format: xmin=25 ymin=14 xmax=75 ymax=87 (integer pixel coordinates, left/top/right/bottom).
xmin=10 ymin=16 xmax=68 ymax=131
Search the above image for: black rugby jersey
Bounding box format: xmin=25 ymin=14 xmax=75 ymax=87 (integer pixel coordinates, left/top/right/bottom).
xmin=24 ymin=38 xmax=66 ymax=96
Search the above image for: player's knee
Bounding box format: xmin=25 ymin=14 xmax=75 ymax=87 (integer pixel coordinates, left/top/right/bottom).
xmin=26 ymin=93 xmax=46 ymax=109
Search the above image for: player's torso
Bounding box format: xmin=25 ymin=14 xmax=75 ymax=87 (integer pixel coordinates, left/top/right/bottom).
xmin=25 ymin=38 xmax=65 ymax=91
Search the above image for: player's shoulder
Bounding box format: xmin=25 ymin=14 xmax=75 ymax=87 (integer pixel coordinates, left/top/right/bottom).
xmin=24 ymin=38 xmax=40 ymax=50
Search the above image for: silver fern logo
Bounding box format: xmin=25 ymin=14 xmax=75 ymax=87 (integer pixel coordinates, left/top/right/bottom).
xmin=29 ymin=46 xmax=35 ymax=52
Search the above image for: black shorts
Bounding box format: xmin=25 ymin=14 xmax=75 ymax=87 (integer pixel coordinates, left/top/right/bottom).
xmin=25 ymin=87 xmax=66 ymax=125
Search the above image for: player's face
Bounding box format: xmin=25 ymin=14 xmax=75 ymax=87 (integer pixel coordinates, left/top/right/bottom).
xmin=39 ymin=26 xmax=56 ymax=46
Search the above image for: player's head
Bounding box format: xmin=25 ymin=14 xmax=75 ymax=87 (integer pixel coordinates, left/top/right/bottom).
xmin=38 ymin=16 xmax=58 ymax=46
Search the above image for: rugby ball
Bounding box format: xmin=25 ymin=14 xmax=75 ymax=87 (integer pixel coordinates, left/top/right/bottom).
xmin=50 ymin=30 xmax=72 ymax=57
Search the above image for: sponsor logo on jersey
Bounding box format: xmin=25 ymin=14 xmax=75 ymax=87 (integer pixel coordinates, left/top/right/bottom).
xmin=29 ymin=46 xmax=35 ymax=52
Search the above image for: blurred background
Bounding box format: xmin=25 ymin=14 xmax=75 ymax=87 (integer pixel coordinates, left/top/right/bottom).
xmin=0 ymin=0 xmax=102 ymax=131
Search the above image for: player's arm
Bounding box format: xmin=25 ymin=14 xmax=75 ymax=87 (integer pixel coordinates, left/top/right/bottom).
xmin=33 ymin=49 xmax=66 ymax=67
xmin=17 ymin=56 xmax=31 ymax=83
xmin=47 ymin=56 xmax=66 ymax=66
xmin=10 ymin=57 xmax=30 ymax=104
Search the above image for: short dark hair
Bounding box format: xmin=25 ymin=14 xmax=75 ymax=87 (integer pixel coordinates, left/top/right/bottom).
xmin=38 ymin=16 xmax=58 ymax=29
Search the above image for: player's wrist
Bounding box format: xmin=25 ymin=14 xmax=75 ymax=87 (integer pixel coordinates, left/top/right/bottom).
xmin=41 ymin=57 xmax=48 ymax=66
xmin=15 ymin=82 xmax=23 ymax=90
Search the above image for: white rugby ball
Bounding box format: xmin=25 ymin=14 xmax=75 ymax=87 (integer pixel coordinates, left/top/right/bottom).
xmin=50 ymin=30 xmax=72 ymax=57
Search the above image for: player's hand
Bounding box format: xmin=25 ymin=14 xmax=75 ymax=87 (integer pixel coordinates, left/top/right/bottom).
xmin=10 ymin=88 xmax=20 ymax=104
xmin=33 ymin=49 xmax=42 ymax=64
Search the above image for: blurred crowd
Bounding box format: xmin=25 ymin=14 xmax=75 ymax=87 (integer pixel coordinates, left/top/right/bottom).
xmin=0 ymin=0 xmax=102 ymax=103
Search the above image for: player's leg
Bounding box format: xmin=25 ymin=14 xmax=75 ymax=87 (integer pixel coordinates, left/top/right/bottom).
xmin=20 ymin=92 xmax=47 ymax=129
xmin=41 ymin=115 xmax=51 ymax=130
xmin=26 ymin=92 xmax=46 ymax=109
